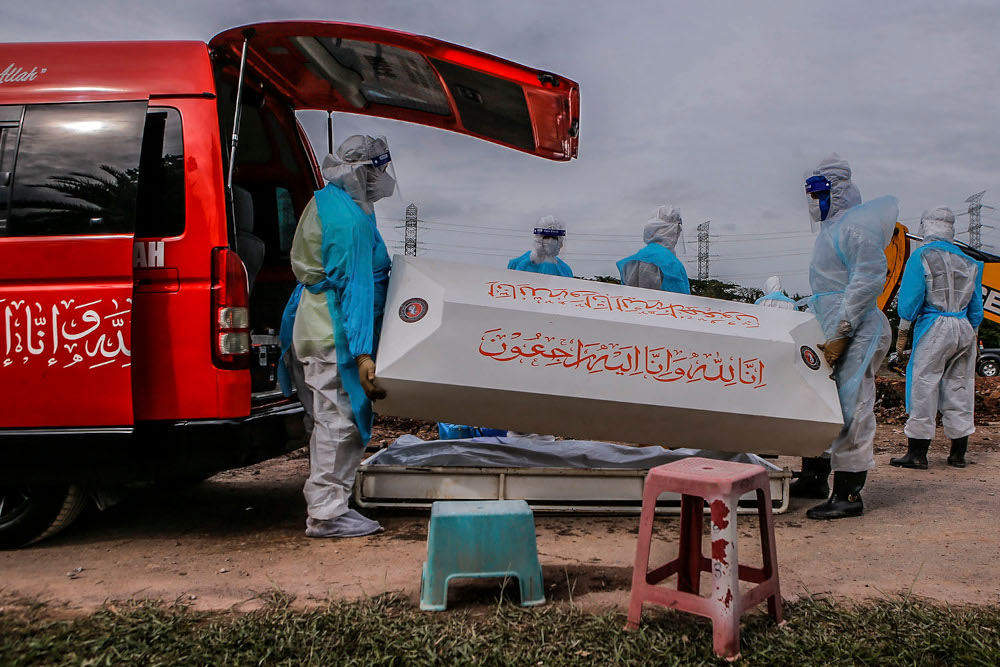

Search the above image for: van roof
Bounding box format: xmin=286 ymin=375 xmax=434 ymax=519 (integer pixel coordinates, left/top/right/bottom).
xmin=0 ymin=41 xmax=214 ymax=104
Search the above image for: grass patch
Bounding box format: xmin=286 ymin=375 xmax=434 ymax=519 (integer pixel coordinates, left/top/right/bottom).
xmin=2 ymin=592 xmax=998 ymax=666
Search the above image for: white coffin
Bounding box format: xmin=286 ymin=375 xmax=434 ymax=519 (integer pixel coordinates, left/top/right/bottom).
xmin=374 ymin=257 xmax=843 ymax=456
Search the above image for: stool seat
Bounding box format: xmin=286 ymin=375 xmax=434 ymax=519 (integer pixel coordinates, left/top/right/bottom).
xmin=626 ymin=457 xmax=782 ymax=660
xmin=420 ymin=500 xmax=545 ymax=611
xmin=651 ymin=456 xmax=766 ymax=482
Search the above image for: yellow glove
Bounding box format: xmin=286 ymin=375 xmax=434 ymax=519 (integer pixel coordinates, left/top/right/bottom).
xmin=356 ymin=354 xmax=386 ymax=401
xmin=817 ymin=337 xmax=850 ymax=368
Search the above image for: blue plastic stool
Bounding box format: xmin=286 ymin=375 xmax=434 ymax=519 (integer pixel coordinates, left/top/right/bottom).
xmin=420 ymin=500 xmax=546 ymax=611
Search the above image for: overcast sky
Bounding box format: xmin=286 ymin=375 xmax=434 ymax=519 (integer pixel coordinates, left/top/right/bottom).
xmin=5 ymin=0 xmax=999 ymax=291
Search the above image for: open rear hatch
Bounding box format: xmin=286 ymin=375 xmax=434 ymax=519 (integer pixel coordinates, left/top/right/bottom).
xmin=210 ymin=21 xmax=579 ymax=161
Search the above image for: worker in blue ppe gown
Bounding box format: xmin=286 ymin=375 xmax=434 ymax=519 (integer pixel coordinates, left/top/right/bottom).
xmin=278 ymin=135 xmax=394 ymax=538
xmin=793 ymin=154 xmax=896 ymax=520
xmin=508 ymin=216 xmax=574 ymax=277
xmin=755 ymin=275 xmax=796 ymax=310
xmin=891 ymin=207 xmax=983 ymax=470
xmin=617 ymin=206 xmax=690 ymax=293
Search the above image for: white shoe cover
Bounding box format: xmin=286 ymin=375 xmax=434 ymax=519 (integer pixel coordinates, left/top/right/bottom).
xmin=305 ymin=509 xmax=383 ymax=538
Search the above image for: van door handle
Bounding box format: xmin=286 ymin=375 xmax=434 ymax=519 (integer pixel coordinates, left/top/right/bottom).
xmin=0 ymin=172 xmax=10 ymax=187
xmin=134 ymin=267 xmax=180 ymax=293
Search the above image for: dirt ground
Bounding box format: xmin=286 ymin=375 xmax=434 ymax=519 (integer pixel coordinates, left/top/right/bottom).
xmin=3 ymin=416 xmax=998 ymax=615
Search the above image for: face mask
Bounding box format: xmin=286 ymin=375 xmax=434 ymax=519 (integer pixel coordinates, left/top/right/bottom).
xmin=365 ymin=168 xmax=396 ymax=202
xmin=538 ymin=237 xmax=561 ymax=258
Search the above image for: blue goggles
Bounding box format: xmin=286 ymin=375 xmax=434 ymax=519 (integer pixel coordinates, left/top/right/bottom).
xmin=533 ymin=227 xmax=566 ymax=237
xmin=805 ymin=175 xmax=832 ymax=194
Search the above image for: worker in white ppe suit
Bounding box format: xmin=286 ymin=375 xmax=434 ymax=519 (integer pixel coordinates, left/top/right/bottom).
xmin=616 ymin=206 xmax=690 ymax=293
xmin=508 ymin=216 xmax=574 ymax=277
xmin=794 ymin=154 xmax=896 ymax=520
xmin=891 ymin=207 xmax=983 ymax=470
xmin=277 ymin=135 xmax=395 ymax=538
xmin=754 ymin=276 xmax=796 ymax=310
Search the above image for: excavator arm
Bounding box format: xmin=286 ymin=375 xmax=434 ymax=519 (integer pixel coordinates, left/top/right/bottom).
xmin=878 ymin=223 xmax=911 ymax=313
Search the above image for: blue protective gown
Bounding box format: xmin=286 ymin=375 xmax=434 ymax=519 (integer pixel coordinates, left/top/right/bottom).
xmin=278 ymin=184 xmax=391 ymax=445
xmin=616 ymin=243 xmax=691 ymax=294
xmin=507 ymin=251 xmax=574 ymax=277
xmin=897 ymin=239 xmax=983 ymax=439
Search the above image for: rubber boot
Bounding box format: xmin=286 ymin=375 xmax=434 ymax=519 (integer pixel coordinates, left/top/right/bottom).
xmin=790 ymin=456 xmax=831 ymax=499
xmin=948 ymin=436 xmax=968 ymax=468
xmin=806 ymin=471 xmax=866 ymax=520
xmin=890 ymin=438 xmax=930 ymax=470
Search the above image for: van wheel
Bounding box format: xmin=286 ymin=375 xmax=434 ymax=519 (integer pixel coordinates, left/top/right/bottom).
xmin=0 ymin=484 xmax=90 ymax=549
xmin=979 ymin=359 xmax=999 ymax=377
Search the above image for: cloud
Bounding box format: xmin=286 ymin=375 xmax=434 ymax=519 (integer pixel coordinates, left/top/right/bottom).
xmin=4 ymin=0 xmax=1000 ymax=289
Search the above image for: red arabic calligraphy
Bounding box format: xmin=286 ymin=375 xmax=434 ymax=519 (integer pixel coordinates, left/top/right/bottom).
xmin=479 ymin=328 xmax=766 ymax=388
xmin=486 ymin=282 xmax=760 ymax=328
xmin=1 ymin=297 xmax=131 ymax=370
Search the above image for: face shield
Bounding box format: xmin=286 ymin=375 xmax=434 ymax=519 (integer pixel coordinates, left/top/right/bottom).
xmin=322 ymin=132 xmax=402 ymax=217
xmin=531 ymin=216 xmax=566 ymax=263
xmin=805 ymin=174 xmax=833 ymax=232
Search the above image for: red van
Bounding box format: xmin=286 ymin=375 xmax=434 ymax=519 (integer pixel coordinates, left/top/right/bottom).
xmin=0 ymin=21 xmax=579 ymax=547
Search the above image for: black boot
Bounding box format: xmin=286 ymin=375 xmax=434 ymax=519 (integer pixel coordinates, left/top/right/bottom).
xmin=806 ymin=471 xmax=866 ymax=520
xmin=790 ymin=457 xmax=831 ymax=499
xmin=948 ymin=437 xmax=968 ymax=468
xmin=890 ymin=438 xmax=930 ymax=470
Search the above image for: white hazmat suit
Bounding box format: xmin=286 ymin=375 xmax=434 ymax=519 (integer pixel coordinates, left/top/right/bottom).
xmin=755 ymin=276 xmax=796 ymax=310
xmin=808 ymin=155 xmax=895 ymax=474
xmin=898 ymin=207 xmax=983 ymax=443
xmin=617 ymin=206 xmax=690 ymax=293
xmin=507 ymin=216 xmax=574 ymax=277
xmin=279 ymin=135 xmax=395 ymax=538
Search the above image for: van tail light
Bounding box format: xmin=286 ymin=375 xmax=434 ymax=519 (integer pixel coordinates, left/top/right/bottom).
xmin=211 ymin=247 xmax=250 ymax=370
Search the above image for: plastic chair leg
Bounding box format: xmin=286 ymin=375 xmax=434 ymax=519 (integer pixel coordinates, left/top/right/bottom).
xmin=518 ymin=567 xmax=546 ymax=607
xmin=710 ymin=495 xmax=741 ymax=659
xmin=626 ymin=483 xmax=660 ymax=629
xmin=756 ymin=488 xmax=783 ymax=624
xmin=419 ymin=562 xmax=448 ymax=612
xmin=677 ymin=494 xmax=704 ymax=594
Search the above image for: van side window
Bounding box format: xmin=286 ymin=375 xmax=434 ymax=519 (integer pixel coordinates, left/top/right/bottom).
xmin=136 ymin=107 xmax=185 ymax=238
xmin=0 ymin=107 xmax=23 ymax=233
xmin=6 ymin=101 xmax=147 ymax=237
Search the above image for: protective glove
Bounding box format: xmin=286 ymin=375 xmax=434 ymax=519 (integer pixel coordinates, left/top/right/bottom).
xmin=896 ymin=325 xmax=911 ymax=358
xmin=817 ymin=320 xmax=852 ymax=368
xmin=356 ymin=354 xmax=386 ymax=401
xmin=817 ymin=337 xmax=850 ymax=368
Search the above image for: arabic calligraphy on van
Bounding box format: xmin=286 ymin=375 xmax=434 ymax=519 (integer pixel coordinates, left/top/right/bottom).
xmin=485 ymin=282 xmax=760 ymax=328
xmin=1 ymin=297 xmax=131 ymax=370
xmin=478 ymin=328 xmax=766 ymax=388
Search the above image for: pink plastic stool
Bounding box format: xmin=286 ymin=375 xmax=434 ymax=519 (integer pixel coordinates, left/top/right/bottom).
xmin=626 ymin=457 xmax=783 ymax=660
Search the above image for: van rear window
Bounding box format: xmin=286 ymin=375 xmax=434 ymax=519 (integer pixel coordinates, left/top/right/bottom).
xmin=5 ymin=101 xmax=146 ymax=237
